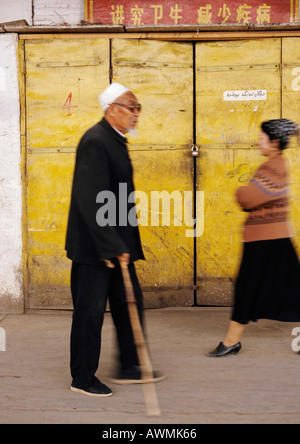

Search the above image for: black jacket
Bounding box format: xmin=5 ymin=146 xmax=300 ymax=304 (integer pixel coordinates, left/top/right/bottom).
xmin=65 ymin=118 xmax=145 ymax=264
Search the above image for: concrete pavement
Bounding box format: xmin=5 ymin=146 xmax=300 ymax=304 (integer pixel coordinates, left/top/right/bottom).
xmin=0 ymin=307 xmax=300 ymax=424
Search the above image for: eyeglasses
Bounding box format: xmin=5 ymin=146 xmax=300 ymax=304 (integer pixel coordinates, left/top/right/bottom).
xmin=113 ymin=102 xmax=142 ymax=113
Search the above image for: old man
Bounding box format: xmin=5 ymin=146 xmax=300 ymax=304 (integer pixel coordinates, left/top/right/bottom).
xmin=65 ymin=83 xmax=161 ymax=397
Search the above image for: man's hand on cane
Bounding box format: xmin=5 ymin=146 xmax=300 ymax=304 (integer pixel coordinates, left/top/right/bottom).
xmin=117 ymin=253 xmax=130 ymax=265
xmin=105 ymin=253 xmax=130 ymax=268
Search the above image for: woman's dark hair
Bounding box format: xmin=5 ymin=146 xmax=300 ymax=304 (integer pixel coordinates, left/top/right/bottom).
xmin=261 ymin=119 xmax=299 ymax=150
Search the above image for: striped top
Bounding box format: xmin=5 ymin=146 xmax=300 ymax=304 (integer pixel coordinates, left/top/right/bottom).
xmin=236 ymin=154 xmax=292 ymax=242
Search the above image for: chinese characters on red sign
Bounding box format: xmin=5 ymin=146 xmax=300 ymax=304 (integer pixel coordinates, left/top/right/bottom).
xmin=85 ymin=1 xmax=299 ymax=25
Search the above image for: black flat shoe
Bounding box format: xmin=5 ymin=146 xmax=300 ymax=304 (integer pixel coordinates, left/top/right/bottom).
xmin=208 ymin=341 xmax=242 ymax=357
xmin=70 ymin=377 xmax=113 ymax=397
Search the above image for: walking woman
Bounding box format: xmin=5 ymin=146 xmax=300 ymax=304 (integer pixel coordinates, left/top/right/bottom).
xmin=209 ymin=119 xmax=300 ymax=357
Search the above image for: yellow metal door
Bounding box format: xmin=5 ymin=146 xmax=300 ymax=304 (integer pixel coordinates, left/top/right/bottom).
xmin=111 ymin=39 xmax=195 ymax=307
xmin=282 ymin=38 xmax=300 ymax=256
xmin=25 ymin=37 xmax=194 ymax=309
xmin=195 ymin=39 xmax=282 ymax=305
xmin=25 ymin=36 xmax=297 ymax=310
xmin=25 ymin=38 xmax=110 ymax=309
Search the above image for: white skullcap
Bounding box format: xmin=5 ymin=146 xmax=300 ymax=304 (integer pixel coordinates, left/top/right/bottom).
xmin=99 ymin=82 xmax=130 ymax=112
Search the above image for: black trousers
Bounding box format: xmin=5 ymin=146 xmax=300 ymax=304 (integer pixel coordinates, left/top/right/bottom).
xmin=70 ymin=260 xmax=143 ymax=387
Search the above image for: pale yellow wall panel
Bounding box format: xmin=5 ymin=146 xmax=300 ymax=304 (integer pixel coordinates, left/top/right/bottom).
xmin=27 ymin=153 xmax=75 ymax=233
xmin=286 ymin=149 xmax=300 ymax=256
xmin=130 ymin=149 xmax=194 ymax=288
xmin=195 ymin=39 xmax=282 ymax=290
xmin=25 ymin=39 xmax=109 ymax=149
xmin=112 ymin=39 xmax=193 ymax=146
xmin=24 ymin=37 xmax=299 ymax=310
xmin=27 ymin=153 xmax=75 ymax=295
xmin=197 ymin=39 xmax=281 ymax=66
xmin=196 ymin=148 xmax=261 ymax=278
xmin=112 ymin=39 xmax=194 ymax=300
xmin=282 ymin=38 xmax=300 ymax=133
xmin=196 ymin=152 xmax=300 ymax=277
xmin=26 ymin=38 xmax=195 ymax=308
xmin=196 ymin=92 xmax=279 ymax=146
xmin=196 ymin=39 xmax=281 ymax=147
xmin=282 ymin=37 xmax=300 ymax=63
xmin=112 ymin=39 xmax=193 ymax=64
xmin=25 ymin=39 xmax=110 ymax=308
xmin=282 ymin=38 xmax=300 ymax=255
xmin=28 ymin=255 xmax=71 ymax=287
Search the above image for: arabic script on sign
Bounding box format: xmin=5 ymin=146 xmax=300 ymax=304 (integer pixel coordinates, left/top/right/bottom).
xmin=223 ymin=90 xmax=267 ymax=101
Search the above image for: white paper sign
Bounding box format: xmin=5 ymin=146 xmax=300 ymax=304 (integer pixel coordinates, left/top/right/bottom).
xmin=223 ymin=90 xmax=267 ymax=101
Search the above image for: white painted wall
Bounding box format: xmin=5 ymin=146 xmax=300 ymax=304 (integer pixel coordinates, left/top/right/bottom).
xmin=0 ymin=0 xmax=84 ymax=26
xmin=0 ymin=34 xmax=23 ymax=313
xmin=0 ymin=2 xmax=85 ymax=313
xmin=33 ymin=0 xmax=83 ymax=25
xmin=0 ymin=0 xmax=33 ymax=25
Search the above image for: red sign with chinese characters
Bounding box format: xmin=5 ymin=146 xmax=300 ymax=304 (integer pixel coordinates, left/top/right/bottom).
xmin=85 ymin=1 xmax=299 ymax=25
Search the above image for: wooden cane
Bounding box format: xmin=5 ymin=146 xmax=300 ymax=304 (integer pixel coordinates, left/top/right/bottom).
xmin=119 ymin=260 xmax=161 ymax=417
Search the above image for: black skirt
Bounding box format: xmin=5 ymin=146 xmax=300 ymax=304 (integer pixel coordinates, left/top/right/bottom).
xmin=231 ymin=238 xmax=300 ymax=324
